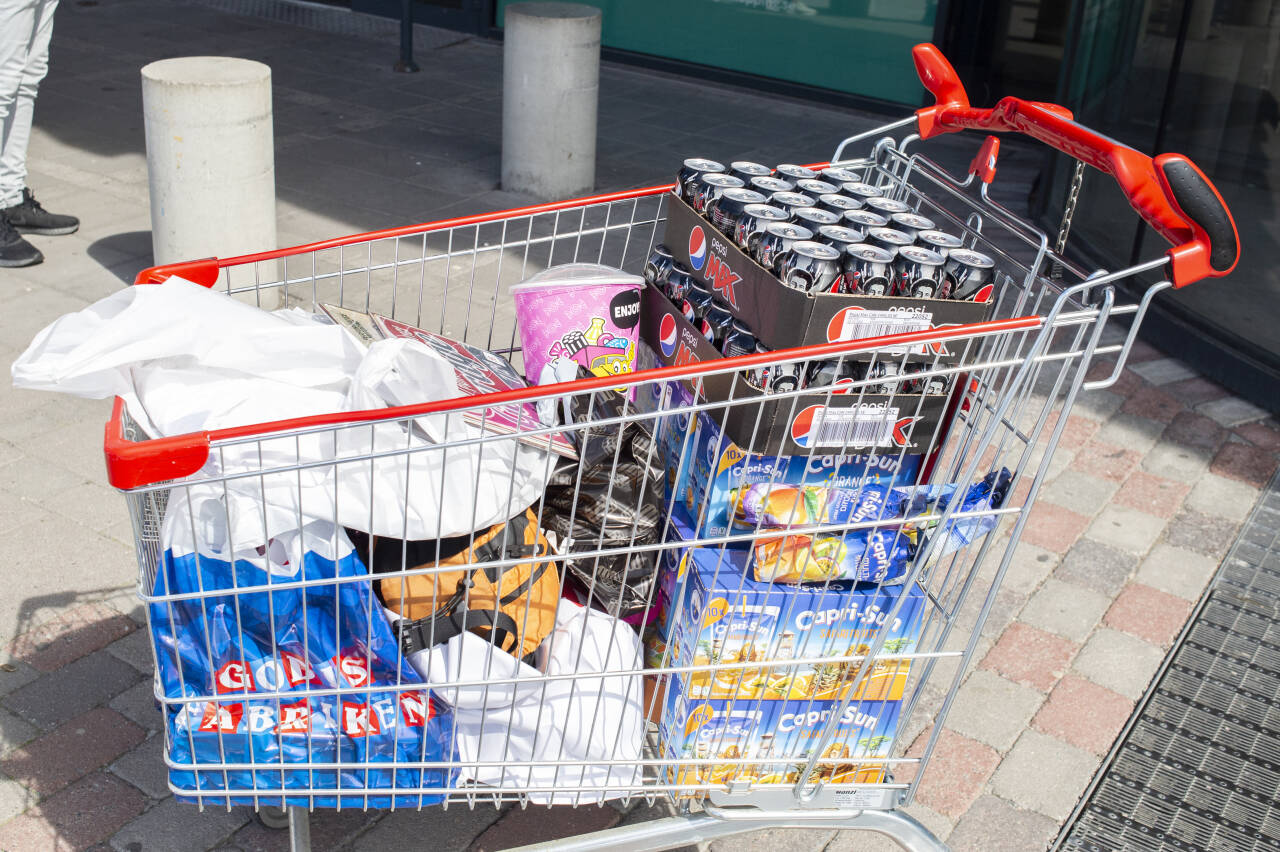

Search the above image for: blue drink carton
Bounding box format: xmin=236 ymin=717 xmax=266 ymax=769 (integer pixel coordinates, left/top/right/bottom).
xmin=661 ymin=689 xmax=902 ymax=788
xmin=665 ymin=546 xmax=925 ymax=704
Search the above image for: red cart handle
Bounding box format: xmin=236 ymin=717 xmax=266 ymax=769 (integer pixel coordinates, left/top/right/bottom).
xmin=913 ymin=43 xmax=1239 ymax=288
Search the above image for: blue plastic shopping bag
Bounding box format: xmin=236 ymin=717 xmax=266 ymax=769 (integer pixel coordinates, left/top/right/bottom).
xmin=150 ymin=488 xmax=455 ymax=807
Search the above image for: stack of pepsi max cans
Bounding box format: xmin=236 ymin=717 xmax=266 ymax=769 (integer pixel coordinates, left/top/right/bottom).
xmin=643 ymin=158 xmax=994 ymax=395
xmin=670 ymin=158 xmax=994 ymax=302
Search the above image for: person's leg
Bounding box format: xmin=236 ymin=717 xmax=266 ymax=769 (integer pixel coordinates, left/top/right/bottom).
xmin=0 ymin=0 xmax=40 ymax=209
xmin=0 ymin=0 xmax=44 ymax=266
xmin=2 ymin=0 xmax=77 ymax=237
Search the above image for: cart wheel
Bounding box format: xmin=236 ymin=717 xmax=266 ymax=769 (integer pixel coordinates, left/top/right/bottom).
xmin=257 ymin=805 xmax=290 ymax=830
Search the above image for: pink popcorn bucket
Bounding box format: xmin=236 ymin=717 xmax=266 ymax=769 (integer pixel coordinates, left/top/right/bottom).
xmin=511 ymin=264 xmax=644 ymax=388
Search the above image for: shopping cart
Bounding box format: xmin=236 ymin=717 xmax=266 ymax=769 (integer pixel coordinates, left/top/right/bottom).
xmin=106 ymin=44 xmax=1237 ymax=852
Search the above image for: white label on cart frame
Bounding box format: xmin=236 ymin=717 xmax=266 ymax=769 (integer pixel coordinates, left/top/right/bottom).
xmin=832 ymin=787 xmax=895 ymax=810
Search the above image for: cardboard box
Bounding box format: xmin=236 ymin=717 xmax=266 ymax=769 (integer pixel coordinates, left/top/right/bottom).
xmin=640 ymin=284 xmax=953 ymax=456
xmin=678 ymin=408 xmax=922 ymax=538
xmin=661 ymin=689 xmax=902 ymax=788
xmin=663 ymin=194 xmax=994 ymax=355
xmin=663 ymin=542 xmax=925 ymax=706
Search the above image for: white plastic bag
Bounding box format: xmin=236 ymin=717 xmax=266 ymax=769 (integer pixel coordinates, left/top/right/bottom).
xmin=11 ymin=278 xmax=554 ymax=542
xmin=402 ymin=598 xmax=644 ymax=803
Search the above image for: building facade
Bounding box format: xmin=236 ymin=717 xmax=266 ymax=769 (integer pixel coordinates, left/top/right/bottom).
xmin=356 ymin=0 xmax=1278 ymax=409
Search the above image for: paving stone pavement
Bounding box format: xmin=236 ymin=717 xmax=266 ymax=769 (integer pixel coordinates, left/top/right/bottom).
xmin=0 ymin=1 xmax=1275 ymax=851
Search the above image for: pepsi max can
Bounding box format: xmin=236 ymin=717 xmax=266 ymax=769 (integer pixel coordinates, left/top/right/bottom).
xmin=755 ymin=221 xmax=813 ymax=273
xmin=843 ymin=208 xmax=889 ymax=231
xmin=890 ymin=211 xmax=936 ymax=242
xmin=722 ymin=318 xmax=756 ymax=358
xmin=918 ymin=229 xmax=965 ymax=258
xmin=730 ymin=161 xmax=773 ymax=183
xmin=906 ymin=364 xmax=948 ymax=395
xmin=708 ymin=187 xmax=766 ymax=235
xmin=864 ymin=196 xmax=912 ymax=216
xmin=681 ymin=279 xmax=714 ymax=324
xmin=894 ymin=245 xmax=948 ymax=298
xmin=866 ymin=361 xmax=903 ymax=394
xmin=791 ymin=206 xmax=841 ymax=232
xmin=701 ymin=300 xmax=735 ymax=349
xmin=820 ymin=166 xmax=861 ymax=184
xmin=644 ymin=244 xmax=674 ymax=290
xmin=779 ymin=240 xmax=842 ymax=294
xmin=867 ymin=226 xmax=914 ymax=258
xmin=691 ymin=172 xmax=744 ymax=215
xmin=676 ymin=158 xmax=724 ymax=203
xmin=806 ymin=358 xmax=860 ymax=391
xmin=666 ymin=266 xmax=694 ymax=304
xmin=946 ymin=249 xmax=996 ymax=301
xmin=840 ymin=181 xmax=882 ymax=202
xmin=744 ymin=341 xmax=772 ymax=390
xmin=751 ymin=175 xmax=795 ymax=195
xmin=766 ymin=361 xmax=805 ymax=394
xmin=734 ymin=203 xmax=789 ymax=255
xmin=816 ymin=193 xmax=862 ymax=216
xmin=815 ymin=224 xmax=865 ymax=253
xmin=842 ymin=243 xmax=895 ymax=296
xmin=775 ymin=163 xmax=818 ymax=182
xmin=796 ymin=178 xmax=839 ymax=198
xmin=768 ymin=191 xmax=816 ymax=217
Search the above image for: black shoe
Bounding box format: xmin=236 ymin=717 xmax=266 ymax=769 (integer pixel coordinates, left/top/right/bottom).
xmin=0 ymin=215 xmax=43 ymax=267
xmin=2 ymin=188 xmax=79 ymax=236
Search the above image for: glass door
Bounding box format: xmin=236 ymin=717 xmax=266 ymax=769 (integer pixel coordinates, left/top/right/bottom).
xmin=1043 ymin=0 xmax=1280 ymax=407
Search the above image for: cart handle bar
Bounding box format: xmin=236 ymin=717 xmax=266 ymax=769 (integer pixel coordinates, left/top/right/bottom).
xmin=103 ymin=314 xmax=1042 ymax=490
xmin=913 ymin=42 xmax=1238 ymax=288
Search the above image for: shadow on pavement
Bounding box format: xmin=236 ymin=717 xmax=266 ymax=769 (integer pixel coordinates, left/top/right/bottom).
xmin=90 ymin=231 xmax=152 ymax=281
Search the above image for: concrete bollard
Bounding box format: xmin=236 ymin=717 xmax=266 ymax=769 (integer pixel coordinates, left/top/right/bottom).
xmin=501 ymin=3 xmax=601 ymax=199
xmin=141 ymin=57 xmax=276 ymax=266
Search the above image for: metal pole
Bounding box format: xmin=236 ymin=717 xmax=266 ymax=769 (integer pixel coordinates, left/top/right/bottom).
xmin=288 ymin=806 xmax=312 ymax=852
xmin=395 ymin=0 xmax=420 ymax=72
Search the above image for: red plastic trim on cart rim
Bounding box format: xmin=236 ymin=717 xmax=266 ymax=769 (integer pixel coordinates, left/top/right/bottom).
xmin=102 ymin=314 xmax=1042 ymax=491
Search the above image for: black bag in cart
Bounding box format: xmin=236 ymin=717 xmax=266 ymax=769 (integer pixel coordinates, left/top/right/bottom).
xmin=543 ymin=381 xmax=664 ymax=616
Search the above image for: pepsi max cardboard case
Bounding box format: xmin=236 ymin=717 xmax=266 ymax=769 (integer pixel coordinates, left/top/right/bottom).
xmin=640 ymin=283 xmax=951 ymax=457
xmin=663 ymin=543 xmax=925 ymax=706
xmin=680 ymin=407 xmax=922 ymax=538
xmin=661 ymin=689 xmax=902 ymax=789
xmin=664 ymin=194 xmax=994 ymax=355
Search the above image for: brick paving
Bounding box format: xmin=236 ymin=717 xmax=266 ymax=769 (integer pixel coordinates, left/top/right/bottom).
xmin=0 ymin=0 xmax=1273 ymax=850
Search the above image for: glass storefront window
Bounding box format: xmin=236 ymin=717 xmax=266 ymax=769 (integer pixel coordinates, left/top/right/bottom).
xmin=1046 ymin=0 xmax=1280 ymax=404
xmin=495 ymin=0 xmax=939 ymax=104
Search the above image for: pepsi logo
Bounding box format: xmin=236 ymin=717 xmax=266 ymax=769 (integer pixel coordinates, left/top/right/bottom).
xmin=790 ymin=405 xmax=824 ymax=448
xmin=659 ymin=313 xmax=678 ymax=358
xmin=688 ymin=226 xmax=708 ymax=272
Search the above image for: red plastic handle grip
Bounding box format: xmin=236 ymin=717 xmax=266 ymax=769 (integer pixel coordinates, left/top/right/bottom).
xmin=913 ymin=43 xmax=1239 ymax=288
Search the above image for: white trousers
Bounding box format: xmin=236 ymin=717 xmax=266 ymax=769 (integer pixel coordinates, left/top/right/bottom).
xmin=0 ymin=0 xmax=57 ymax=208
